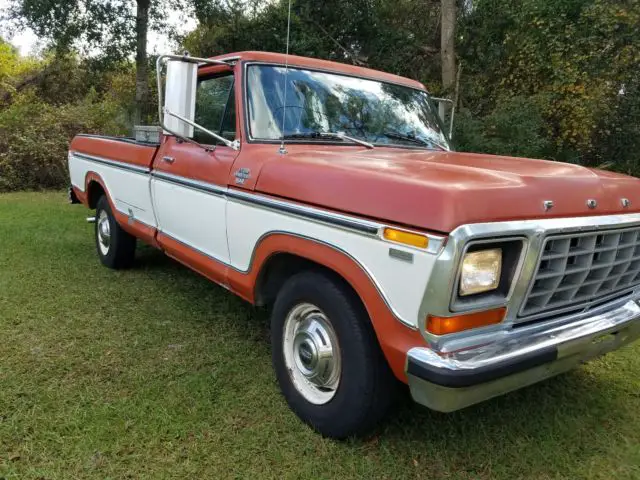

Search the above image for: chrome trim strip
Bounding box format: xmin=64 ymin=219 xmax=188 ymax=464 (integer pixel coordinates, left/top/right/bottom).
xmin=152 ymin=170 xmax=226 ymax=197
xmin=229 ymin=189 xmax=444 ymax=253
xmin=208 ymin=55 xmax=241 ymax=64
xmin=115 ymin=197 xmax=147 ymax=213
xmin=112 ymin=205 xmax=155 ymax=229
xmin=71 ymin=152 xmax=150 ymax=174
xmin=227 ymin=188 xmax=380 ymax=236
xmin=159 ymin=228 xmax=417 ymax=328
xmin=75 ymin=133 xmax=159 ymax=147
xmin=152 ymin=170 xmax=380 ymax=235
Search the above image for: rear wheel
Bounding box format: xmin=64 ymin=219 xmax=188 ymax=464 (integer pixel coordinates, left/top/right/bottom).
xmin=271 ymin=270 xmax=396 ymax=438
xmin=95 ymin=195 xmax=136 ymax=269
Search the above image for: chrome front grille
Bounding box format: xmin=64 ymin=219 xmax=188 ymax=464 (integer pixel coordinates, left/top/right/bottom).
xmin=521 ymin=226 xmax=640 ymax=317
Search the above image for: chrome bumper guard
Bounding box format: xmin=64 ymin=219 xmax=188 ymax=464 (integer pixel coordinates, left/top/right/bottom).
xmin=406 ymin=297 xmax=640 ymax=412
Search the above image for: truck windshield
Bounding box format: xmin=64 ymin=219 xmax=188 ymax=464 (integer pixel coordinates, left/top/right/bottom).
xmin=246 ymin=65 xmax=449 ymax=150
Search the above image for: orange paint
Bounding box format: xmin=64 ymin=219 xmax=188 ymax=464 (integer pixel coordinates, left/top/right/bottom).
xmin=71 ymin=135 xmax=159 ymax=169
xmin=154 ymin=136 xmax=238 ymax=186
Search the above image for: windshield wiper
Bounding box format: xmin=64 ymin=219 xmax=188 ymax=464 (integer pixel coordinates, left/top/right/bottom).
xmin=283 ymin=131 xmax=374 ymax=149
xmin=383 ymin=131 xmax=444 ymax=150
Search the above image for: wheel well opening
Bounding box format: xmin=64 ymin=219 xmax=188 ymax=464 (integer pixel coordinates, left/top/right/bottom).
xmin=254 ymin=253 xmax=365 ymax=314
xmin=87 ymin=181 xmax=106 ymax=209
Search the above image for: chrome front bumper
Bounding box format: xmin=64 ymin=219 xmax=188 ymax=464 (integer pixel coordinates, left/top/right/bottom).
xmin=406 ymin=297 xmax=640 ymax=412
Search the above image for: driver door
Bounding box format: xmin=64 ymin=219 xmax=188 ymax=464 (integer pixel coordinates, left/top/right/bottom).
xmin=152 ymin=70 xmax=238 ymax=265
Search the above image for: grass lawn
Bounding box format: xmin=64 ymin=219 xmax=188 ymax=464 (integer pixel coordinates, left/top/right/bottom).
xmin=1 ymin=191 xmax=639 ymax=479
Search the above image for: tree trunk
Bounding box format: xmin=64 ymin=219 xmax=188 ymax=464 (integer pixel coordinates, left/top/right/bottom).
xmin=441 ymin=0 xmax=456 ymax=91
xmin=134 ymin=0 xmax=151 ymax=126
xmin=440 ymin=0 xmax=456 ymax=121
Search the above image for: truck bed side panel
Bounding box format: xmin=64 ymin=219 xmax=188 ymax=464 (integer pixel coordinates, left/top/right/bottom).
xmin=68 ymin=134 xmax=159 ymax=230
xmin=70 ymin=134 xmax=159 ymax=169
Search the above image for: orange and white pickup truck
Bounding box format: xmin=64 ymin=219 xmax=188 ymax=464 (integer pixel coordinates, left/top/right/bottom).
xmin=68 ymin=51 xmax=640 ymax=438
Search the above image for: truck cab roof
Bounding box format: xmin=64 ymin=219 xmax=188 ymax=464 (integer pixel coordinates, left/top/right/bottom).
xmin=203 ymin=51 xmax=427 ymax=91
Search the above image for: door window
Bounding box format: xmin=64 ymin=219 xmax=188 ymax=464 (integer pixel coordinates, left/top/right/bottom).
xmin=194 ymin=74 xmax=236 ymax=144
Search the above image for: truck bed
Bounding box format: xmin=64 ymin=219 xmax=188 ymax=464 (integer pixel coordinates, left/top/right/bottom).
xmin=70 ymin=134 xmax=160 ymax=170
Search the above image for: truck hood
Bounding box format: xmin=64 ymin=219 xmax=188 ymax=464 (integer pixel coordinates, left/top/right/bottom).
xmin=254 ymin=148 xmax=640 ymax=233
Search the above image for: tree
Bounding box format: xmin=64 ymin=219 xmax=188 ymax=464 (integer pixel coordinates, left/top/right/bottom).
xmin=135 ymin=0 xmax=150 ymax=125
xmin=184 ymin=0 xmax=443 ymax=84
xmin=440 ymin=0 xmax=456 ymax=91
xmin=6 ymin=0 xmax=184 ymax=124
xmin=458 ymin=0 xmax=640 ymax=165
xmin=439 ymin=0 xmax=456 ymax=121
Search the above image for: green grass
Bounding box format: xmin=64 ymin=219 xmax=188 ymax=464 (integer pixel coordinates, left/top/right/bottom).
xmin=1 ymin=191 xmax=639 ymax=479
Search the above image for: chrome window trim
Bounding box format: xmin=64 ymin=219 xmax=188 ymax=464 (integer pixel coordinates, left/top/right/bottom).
xmin=418 ymin=213 xmax=640 ymax=346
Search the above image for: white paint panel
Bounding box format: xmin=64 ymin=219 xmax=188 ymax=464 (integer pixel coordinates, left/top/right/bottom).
xmin=69 ymin=155 xmax=156 ymax=228
xmin=152 ymin=178 xmax=229 ymax=264
xmin=226 ymin=201 xmax=436 ymax=328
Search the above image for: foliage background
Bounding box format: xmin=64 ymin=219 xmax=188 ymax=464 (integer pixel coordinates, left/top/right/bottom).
xmin=0 ymin=0 xmax=638 ymax=192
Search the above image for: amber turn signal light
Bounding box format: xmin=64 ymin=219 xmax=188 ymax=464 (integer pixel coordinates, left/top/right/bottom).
xmin=383 ymin=227 xmax=429 ymax=249
xmin=426 ymin=307 xmax=507 ymax=335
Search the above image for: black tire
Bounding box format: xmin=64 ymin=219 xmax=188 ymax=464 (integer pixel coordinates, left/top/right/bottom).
xmin=94 ymin=195 xmax=136 ymax=269
xmin=271 ymin=270 xmax=397 ymax=438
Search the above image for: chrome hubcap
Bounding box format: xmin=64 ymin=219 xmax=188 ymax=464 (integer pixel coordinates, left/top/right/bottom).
xmin=97 ymin=210 xmax=111 ymax=256
xmin=283 ymin=303 xmax=341 ymax=404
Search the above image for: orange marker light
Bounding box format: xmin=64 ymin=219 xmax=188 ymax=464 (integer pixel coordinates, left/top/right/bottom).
xmin=383 ymin=228 xmax=429 ymax=249
xmin=427 ymin=307 xmax=507 ymax=335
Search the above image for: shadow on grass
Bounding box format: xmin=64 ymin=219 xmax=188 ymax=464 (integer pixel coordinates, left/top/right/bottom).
xmin=134 ymin=243 xmax=271 ymax=331
xmin=132 ymin=245 xmax=635 ymax=471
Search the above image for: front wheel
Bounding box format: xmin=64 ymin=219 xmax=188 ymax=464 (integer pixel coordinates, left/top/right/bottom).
xmin=95 ymin=195 xmax=136 ymax=269
xmin=271 ymin=271 xmax=396 ymax=438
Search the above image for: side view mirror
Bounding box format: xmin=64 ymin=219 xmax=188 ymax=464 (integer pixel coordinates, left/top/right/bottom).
xmin=156 ymin=53 xmax=240 ymax=150
xmin=431 ymin=97 xmax=455 ymax=139
xmin=163 ymin=58 xmax=197 ymax=138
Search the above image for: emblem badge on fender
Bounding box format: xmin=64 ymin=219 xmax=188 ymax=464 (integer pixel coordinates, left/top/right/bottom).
xmin=234 ymin=168 xmax=251 ymax=185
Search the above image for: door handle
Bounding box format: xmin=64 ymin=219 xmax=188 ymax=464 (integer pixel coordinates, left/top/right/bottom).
xmin=162 ymin=156 xmax=175 ymax=164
